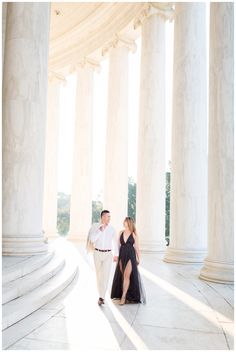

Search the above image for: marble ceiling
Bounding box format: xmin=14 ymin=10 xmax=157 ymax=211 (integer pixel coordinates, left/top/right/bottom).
xmin=49 ymin=2 xmax=146 ymax=75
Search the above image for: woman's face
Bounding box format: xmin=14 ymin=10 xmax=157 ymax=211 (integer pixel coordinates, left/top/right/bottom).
xmin=124 ymin=220 xmax=128 ymax=229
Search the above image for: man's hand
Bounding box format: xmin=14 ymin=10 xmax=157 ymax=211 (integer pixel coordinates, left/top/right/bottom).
xmin=113 ymin=256 xmax=118 ymax=262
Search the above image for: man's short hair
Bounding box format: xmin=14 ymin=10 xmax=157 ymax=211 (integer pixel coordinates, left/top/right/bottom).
xmin=101 ymin=210 xmax=110 ymax=218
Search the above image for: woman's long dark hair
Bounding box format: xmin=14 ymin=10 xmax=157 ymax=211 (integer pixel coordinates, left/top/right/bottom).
xmin=124 ymin=217 xmax=137 ymax=236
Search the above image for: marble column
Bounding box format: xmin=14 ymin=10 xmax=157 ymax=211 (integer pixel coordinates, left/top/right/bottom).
xmin=200 ymin=3 xmax=234 ymax=283
xmin=2 ymin=3 xmax=51 ymax=255
xmin=164 ymin=3 xmax=208 ymax=263
xmin=68 ymin=59 xmax=99 ymax=240
xmin=2 ymin=2 xmax=7 ymax=70
xmin=43 ymin=73 xmax=66 ymax=239
xmin=135 ymin=4 xmax=173 ymax=251
xmin=102 ymin=35 xmax=136 ymax=233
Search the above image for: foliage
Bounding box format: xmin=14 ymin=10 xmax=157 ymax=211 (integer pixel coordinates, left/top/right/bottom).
xmin=128 ymin=177 xmax=136 ymax=221
xmin=165 ymin=171 xmax=171 ymax=245
xmin=56 ymin=172 xmax=171 ymax=241
xmin=57 ymin=192 xmax=70 ymax=236
xmin=92 ymin=200 xmax=103 ymax=223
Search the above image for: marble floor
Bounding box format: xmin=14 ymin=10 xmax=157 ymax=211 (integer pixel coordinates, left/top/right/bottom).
xmin=4 ymin=241 xmax=234 ymax=350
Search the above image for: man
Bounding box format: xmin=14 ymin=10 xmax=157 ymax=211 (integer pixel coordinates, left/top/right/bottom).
xmin=88 ymin=210 xmax=119 ymax=306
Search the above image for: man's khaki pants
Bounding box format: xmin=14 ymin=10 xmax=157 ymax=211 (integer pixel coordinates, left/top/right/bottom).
xmin=93 ymin=250 xmax=113 ymax=300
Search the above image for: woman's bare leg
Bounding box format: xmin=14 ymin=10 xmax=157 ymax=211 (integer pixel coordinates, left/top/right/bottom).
xmin=122 ymin=260 xmax=132 ymax=299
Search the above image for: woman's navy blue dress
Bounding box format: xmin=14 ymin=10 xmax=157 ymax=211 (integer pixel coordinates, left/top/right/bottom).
xmin=111 ymin=232 xmax=146 ymax=303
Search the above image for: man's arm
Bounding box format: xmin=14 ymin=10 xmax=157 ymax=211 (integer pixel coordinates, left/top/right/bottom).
xmin=89 ymin=223 xmax=101 ymax=243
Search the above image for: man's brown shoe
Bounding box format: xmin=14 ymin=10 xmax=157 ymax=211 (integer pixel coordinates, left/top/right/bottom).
xmin=98 ymin=298 xmax=104 ymax=306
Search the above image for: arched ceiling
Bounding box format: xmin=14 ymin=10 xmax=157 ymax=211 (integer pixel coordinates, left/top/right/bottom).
xmin=49 ymin=2 xmax=146 ymax=75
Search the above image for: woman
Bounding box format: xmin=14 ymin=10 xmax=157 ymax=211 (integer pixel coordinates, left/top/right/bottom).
xmin=111 ymin=217 xmax=146 ymax=305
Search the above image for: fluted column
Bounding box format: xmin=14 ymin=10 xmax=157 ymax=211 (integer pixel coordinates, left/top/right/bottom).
xmin=102 ymin=35 xmax=136 ymax=233
xmin=68 ymin=59 xmax=99 ymax=240
xmin=135 ymin=4 xmax=173 ymax=251
xmin=164 ymin=3 xmax=208 ymax=264
xmin=43 ymin=73 xmax=66 ymax=239
xmin=3 ymin=3 xmax=50 ymax=255
xmin=200 ymin=3 xmax=234 ymax=283
xmin=2 ymin=2 xmax=7 ymax=70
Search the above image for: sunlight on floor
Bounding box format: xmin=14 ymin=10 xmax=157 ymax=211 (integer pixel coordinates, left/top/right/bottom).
xmin=139 ymin=265 xmax=233 ymax=337
xmin=5 ymin=240 xmax=232 ymax=350
xmin=107 ymin=299 xmax=147 ymax=350
xmin=62 ymin=247 xmax=121 ymax=349
xmin=61 ymin=245 xmax=148 ymax=349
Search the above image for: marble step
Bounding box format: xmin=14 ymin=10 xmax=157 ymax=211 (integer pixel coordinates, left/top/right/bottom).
xmin=2 ymin=241 xmax=79 ymax=330
xmin=2 ymin=271 xmax=79 ymax=350
xmin=3 ymin=252 xmax=65 ymax=304
xmin=2 ymin=251 xmax=55 ymax=285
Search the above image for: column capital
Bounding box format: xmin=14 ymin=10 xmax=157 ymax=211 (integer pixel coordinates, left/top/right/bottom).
xmin=48 ymin=71 xmax=67 ymax=86
xmin=101 ymin=34 xmax=137 ymax=57
xmin=134 ymin=2 xmax=174 ymax=29
xmin=69 ymin=57 xmax=101 ymax=74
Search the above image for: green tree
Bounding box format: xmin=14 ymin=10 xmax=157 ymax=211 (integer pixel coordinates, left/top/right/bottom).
xmin=56 ymin=172 xmax=171 ymax=241
xmin=128 ymin=177 xmax=136 ymax=221
xmin=92 ymin=200 xmax=103 ymax=223
xmin=57 ymin=192 xmax=70 ymax=236
xmin=165 ymin=171 xmax=171 ymax=245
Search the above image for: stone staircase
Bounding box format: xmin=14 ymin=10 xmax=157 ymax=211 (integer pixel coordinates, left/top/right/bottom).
xmin=2 ymin=237 xmax=79 ymax=332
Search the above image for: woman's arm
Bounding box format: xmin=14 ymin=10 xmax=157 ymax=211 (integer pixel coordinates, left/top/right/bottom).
xmin=113 ymin=230 xmax=122 ymax=261
xmin=117 ymin=230 xmax=123 ymax=251
xmin=133 ymin=233 xmax=140 ymax=264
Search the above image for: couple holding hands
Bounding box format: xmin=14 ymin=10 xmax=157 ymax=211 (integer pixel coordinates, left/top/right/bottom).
xmin=86 ymin=210 xmax=146 ymax=306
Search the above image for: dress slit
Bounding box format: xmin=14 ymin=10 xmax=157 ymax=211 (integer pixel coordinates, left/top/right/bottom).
xmin=111 ymin=232 xmax=146 ymax=303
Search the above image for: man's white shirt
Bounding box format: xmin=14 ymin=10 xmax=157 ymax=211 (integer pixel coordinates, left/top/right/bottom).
xmin=89 ymin=223 xmax=119 ymax=257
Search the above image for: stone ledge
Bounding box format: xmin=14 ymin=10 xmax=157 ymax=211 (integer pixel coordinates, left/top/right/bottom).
xmin=2 ymin=238 xmax=79 ymax=330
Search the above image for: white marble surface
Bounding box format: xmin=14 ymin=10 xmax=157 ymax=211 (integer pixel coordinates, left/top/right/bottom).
xmin=3 ymin=252 xmax=65 ymax=304
xmin=2 ymin=3 xmax=50 ymax=254
xmin=43 ymin=79 xmax=62 ymax=238
xmin=103 ymin=42 xmax=130 ymax=232
xmin=164 ymin=3 xmax=208 ymax=263
xmin=48 ymin=3 xmax=145 ymax=73
xmin=136 ymin=10 xmax=167 ymax=251
xmin=2 ymin=238 xmax=78 ymax=331
xmin=4 ymin=242 xmax=234 ymax=350
xmin=3 ymin=252 xmax=54 ymax=284
xmin=2 ymin=256 xmax=32 ymax=269
xmin=2 ymin=2 xmax=7 ymax=69
xmin=68 ymin=65 xmax=94 ymax=240
xmin=200 ymin=3 xmax=234 ymax=284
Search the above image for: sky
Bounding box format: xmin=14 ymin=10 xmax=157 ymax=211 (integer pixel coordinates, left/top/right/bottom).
xmin=56 ymin=8 xmax=209 ymax=200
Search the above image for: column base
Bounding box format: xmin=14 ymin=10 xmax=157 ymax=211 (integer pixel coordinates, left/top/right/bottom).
xmin=163 ymin=246 xmax=207 ymax=264
xmin=199 ymin=258 xmax=234 ymax=284
xmin=2 ymin=235 xmax=48 ymax=256
xmin=140 ymin=239 xmax=167 ymax=252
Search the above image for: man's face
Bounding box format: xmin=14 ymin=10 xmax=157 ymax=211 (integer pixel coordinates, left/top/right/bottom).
xmin=102 ymin=212 xmax=111 ymax=224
